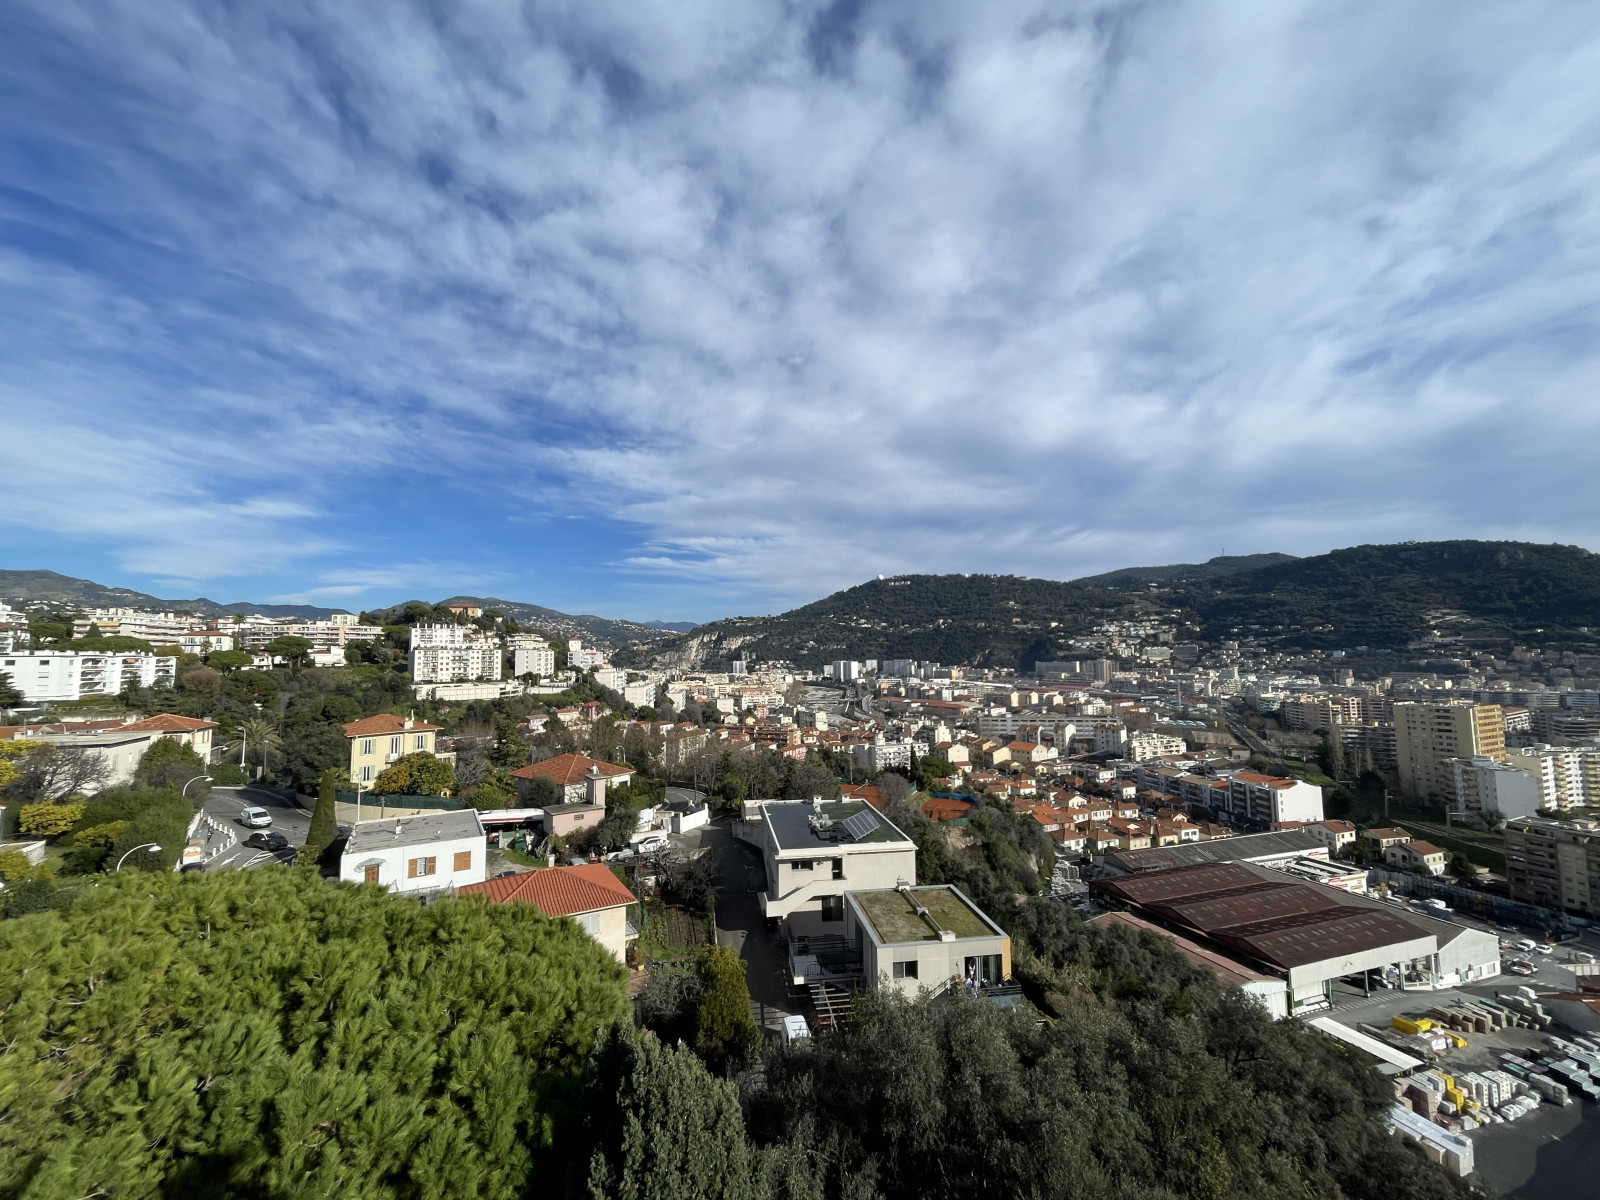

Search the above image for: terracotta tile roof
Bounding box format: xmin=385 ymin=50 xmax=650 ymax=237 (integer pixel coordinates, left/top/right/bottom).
xmin=508 ymin=753 xmax=632 ymax=785
xmin=1403 ymin=840 xmax=1445 ymax=856
xmin=120 ymin=713 xmax=219 ymax=732
xmin=342 ymin=714 xmax=441 ymax=737
xmin=459 ymin=863 xmax=636 ymax=915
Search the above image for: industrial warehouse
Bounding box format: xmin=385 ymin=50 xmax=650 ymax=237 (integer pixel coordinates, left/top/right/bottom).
xmin=1090 ymin=862 xmax=1501 ymax=1013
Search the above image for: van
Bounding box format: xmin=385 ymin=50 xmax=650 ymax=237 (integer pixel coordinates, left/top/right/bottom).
xmin=239 ymin=806 xmax=273 ymax=828
xmin=634 ymin=834 xmax=669 ymax=854
xmin=1515 ymin=939 xmax=1539 ymax=954
xmin=782 ymin=1015 xmax=811 ymax=1045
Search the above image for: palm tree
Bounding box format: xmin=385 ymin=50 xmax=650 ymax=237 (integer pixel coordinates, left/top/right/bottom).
xmin=238 ymin=717 xmax=283 ymax=780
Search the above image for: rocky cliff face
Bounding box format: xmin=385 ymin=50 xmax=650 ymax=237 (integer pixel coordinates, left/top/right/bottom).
xmin=617 ymin=629 xmax=760 ymax=670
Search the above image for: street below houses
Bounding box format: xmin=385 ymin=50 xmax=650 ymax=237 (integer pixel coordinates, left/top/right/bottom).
xmin=198 ymin=785 xmax=309 ymax=871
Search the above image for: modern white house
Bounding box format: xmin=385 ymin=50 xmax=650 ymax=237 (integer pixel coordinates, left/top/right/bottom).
xmin=845 ymin=884 xmax=1012 ymax=998
xmin=739 ymin=798 xmax=918 ymax=937
xmin=340 ymin=810 xmax=487 ymax=895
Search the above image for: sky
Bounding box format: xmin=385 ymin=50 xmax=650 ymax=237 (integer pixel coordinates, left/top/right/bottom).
xmin=3 ymin=1 xmax=1600 ymax=623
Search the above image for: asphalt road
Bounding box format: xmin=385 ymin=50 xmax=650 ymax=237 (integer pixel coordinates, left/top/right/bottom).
xmin=202 ymin=785 xmax=310 ymax=871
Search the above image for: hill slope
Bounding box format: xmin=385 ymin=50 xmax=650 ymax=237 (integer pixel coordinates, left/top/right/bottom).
xmin=437 ymin=595 xmax=674 ymax=647
xmin=620 ymin=541 xmax=1600 ymax=671
xmin=1075 ymin=552 xmax=1298 ymax=586
xmin=0 ymin=569 xmax=345 ymax=620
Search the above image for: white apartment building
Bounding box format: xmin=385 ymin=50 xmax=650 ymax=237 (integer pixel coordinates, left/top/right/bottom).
xmin=1447 ymin=756 xmax=1542 ymax=820
xmin=830 ymin=660 xmax=863 ymax=683
xmin=1221 ymin=771 xmax=1326 ymax=825
xmin=1127 ymin=732 xmax=1187 ymax=762
xmin=567 ymin=640 xmax=607 ymax=669
xmin=593 ymin=667 xmax=628 ymax=691
xmin=740 ymin=798 xmax=918 ymax=937
xmin=1094 ymin=722 xmax=1129 ymax=754
xmin=1504 ymin=744 xmax=1598 ymax=810
xmin=71 ymin=609 xmax=200 ymax=642
xmin=238 ymin=616 xmax=383 ymax=649
xmin=509 ymin=637 xmax=557 ymax=678
xmin=853 ymin=739 xmax=914 ymax=773
xmin=176 ymin=632 xmax=235 ymax=654
xmin=623 ymin=681 xmax=656 ymax=707
xmin=408 ymin=625 xmax=502 ymax=683
xmin=0 ymin=650 xmax=176 ymax=702
xmin=880 ymin=659 xmax=917 ymax=677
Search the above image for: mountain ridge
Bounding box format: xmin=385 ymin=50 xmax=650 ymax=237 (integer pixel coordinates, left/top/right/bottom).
xmin=617 ymin=540 xmax=1600 ymax=671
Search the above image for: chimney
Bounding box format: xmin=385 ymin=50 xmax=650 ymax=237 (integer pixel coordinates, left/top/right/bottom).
xmin=394 ymin=818 xmax=402 ymax=836
xmin=586 ymin=764 xmax=606 ymax=807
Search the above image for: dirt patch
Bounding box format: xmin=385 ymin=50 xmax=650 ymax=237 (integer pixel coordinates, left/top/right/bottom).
xmin=649 ymin=902 xmax=709 ymax=950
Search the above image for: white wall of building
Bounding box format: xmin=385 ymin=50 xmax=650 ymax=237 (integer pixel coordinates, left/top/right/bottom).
xmin=0 ymin=651 xmax=176 ymax=702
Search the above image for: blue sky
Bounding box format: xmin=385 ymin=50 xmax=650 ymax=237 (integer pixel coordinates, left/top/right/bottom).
xmin=3 ymin=1 xmax=1600 ymax=622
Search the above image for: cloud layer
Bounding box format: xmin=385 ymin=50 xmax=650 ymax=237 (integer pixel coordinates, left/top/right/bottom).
xmin=3 ymin=0 xmax=1600 ymax=618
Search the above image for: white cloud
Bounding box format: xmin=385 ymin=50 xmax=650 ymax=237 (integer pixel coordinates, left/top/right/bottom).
xmin=2 ymin=0 xmax=1600 ymax=616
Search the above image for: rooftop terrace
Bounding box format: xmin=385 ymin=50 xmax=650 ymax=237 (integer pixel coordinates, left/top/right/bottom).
xmin=853 ymin=885 xmax=1001 ymax=944
xmin=764 ymin=799 xmax=913 ymax=853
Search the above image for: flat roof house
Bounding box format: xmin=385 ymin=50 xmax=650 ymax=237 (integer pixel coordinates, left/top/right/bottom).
xmin=460 ymin=864 xmax=637 ymax=962
xmin=740 ymin=798 xmax=917 ymax=937
xmin=341 ymin=810 xmax=486 ymax=895
xmin=847 ymin=884 xmax=1012 ymax=997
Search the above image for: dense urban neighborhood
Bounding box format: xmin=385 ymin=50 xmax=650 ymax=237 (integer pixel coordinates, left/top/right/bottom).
xmin=5 ymin=545 xmax=1600 ymax=1198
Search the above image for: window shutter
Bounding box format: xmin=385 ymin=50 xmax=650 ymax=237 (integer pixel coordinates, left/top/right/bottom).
xmin=408 ymin=858 xmax=419 ymax=879
xmin=423 ymin=857 xmax=436 ymax=876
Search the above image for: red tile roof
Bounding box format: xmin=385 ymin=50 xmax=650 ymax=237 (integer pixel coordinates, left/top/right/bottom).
xmin=342 ymin=714 xmax=441 ymax=737
xmin=508 ymin=753 xmax=632 ymax=785
xmin=120 ymin=713 xmax=218 ymax=732
xmin=459 ymin=863 xmax=635 ymax=916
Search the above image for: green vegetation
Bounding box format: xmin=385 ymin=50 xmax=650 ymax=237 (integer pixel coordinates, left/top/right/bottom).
xmin=624 ymin=539 xmax=1600 ymax=669
xmin=0 ymin=869 xmax=628 ymax=1199
xmin=372 ymin=750 xmax=457 ymax=796
xmin=854 ymin=886 xmax=994 ymax=942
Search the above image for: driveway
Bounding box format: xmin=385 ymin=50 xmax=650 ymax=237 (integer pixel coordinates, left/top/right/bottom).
xmin=700 ymin=818 xmax=794 ymax=1026
xmin=200 ymin=785 xmax=309 ymax=871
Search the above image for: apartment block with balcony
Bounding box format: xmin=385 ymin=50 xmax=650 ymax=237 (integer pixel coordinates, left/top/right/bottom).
xmin=0 ymin=650 xmax=175 ymax=702
xmin=1504 ymin=816 xmax=1600 ymax=916
xmin=408 ymin=624 xmax=502 ymax=683
xmin=1394 ymin=701 xmax=1506 ymax=802
xmin=1447 ymin=756 xmax=1542 ymax=820
xmin=342 ymin=713 xmax=442 ymax=789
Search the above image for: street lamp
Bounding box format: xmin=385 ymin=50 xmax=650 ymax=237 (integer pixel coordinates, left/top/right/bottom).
xmin=115 ymin=843 xmax=163 ymax=871
xmin=182 ymin=775 xmax=212 ymax=798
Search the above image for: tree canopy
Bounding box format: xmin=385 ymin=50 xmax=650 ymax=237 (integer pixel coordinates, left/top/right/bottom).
xmin=0 ymin=869 xmax=628 ymax=1200
xmin=372 ymin=751 xmax=457 ymax=797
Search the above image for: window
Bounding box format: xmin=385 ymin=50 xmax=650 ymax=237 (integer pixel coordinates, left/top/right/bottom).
xmin=407 ymin=856 xmax=437 ymax=879
xmin=414 ymin=734 xmax=427 ymax=750
xmin=791 ymin=859 xmax=813 ymax=872
xmin=820 ymin=895 xmax=843 ymax=922
xmin=360 ymin=765 xmax=374 ymax=782
xmin=892 ymin=959 xmax=918 ymax=980
xmin=832 ymin=857 xmax=845 ymax=880
xmin=390 ymin=735 xmax=402 ymax=756
xmin=363 ymin=864 xmax=380 ymax=884
xmin=578 ymin=912 xmax=601 ymax=934
xmin=360 ymin=738 xmax=375 ymax=756
xmin=453 ymin=850 xmax=472 ymax=872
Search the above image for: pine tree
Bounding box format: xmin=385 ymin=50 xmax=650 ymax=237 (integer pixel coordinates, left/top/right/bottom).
xmin=302 ymin=766 xmax=343 ymax=865
xmin=579 ymin=1024 xmax=764 ymax=1200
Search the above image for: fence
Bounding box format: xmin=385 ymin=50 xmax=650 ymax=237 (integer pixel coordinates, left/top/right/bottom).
xmin=335 ymin=790 xmax=466 ymax=812
xmin=1369 ymin=868 xmax=1578 ymax=933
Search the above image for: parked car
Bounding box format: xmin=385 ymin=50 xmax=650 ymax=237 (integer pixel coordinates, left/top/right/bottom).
xmin=1533 ymin=942 xmax=1555 ymax=955
xmin=1507 ymin=960 xmax=1538 ymax=976
xmin=238 ymin=806 xmax=273 ymax=828
xmin=1515 ymin=938 xmax=1540 ymax=954
xmin=606 ymin=847 xmax=638 ymax=862
xmin=635 ymin=834 xmax=670 ymax=854
xmin=245 ymin=831 xmax=289 ymax=852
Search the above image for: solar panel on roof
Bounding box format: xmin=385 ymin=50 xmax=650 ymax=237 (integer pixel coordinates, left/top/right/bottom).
xmin=840 ymin=808 xmax=881 ymax=841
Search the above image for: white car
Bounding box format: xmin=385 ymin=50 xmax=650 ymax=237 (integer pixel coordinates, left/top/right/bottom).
xmin=634 ymin=834 xmax=669 ymax=854
xmin=239 ymin=806 xmax=273 ymax=828
xmin=782 ymin=1015 xmax=811 ymax=1045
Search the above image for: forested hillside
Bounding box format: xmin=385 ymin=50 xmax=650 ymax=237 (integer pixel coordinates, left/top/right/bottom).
xmin=622 ymin=540 xmax=1600 ymax=670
